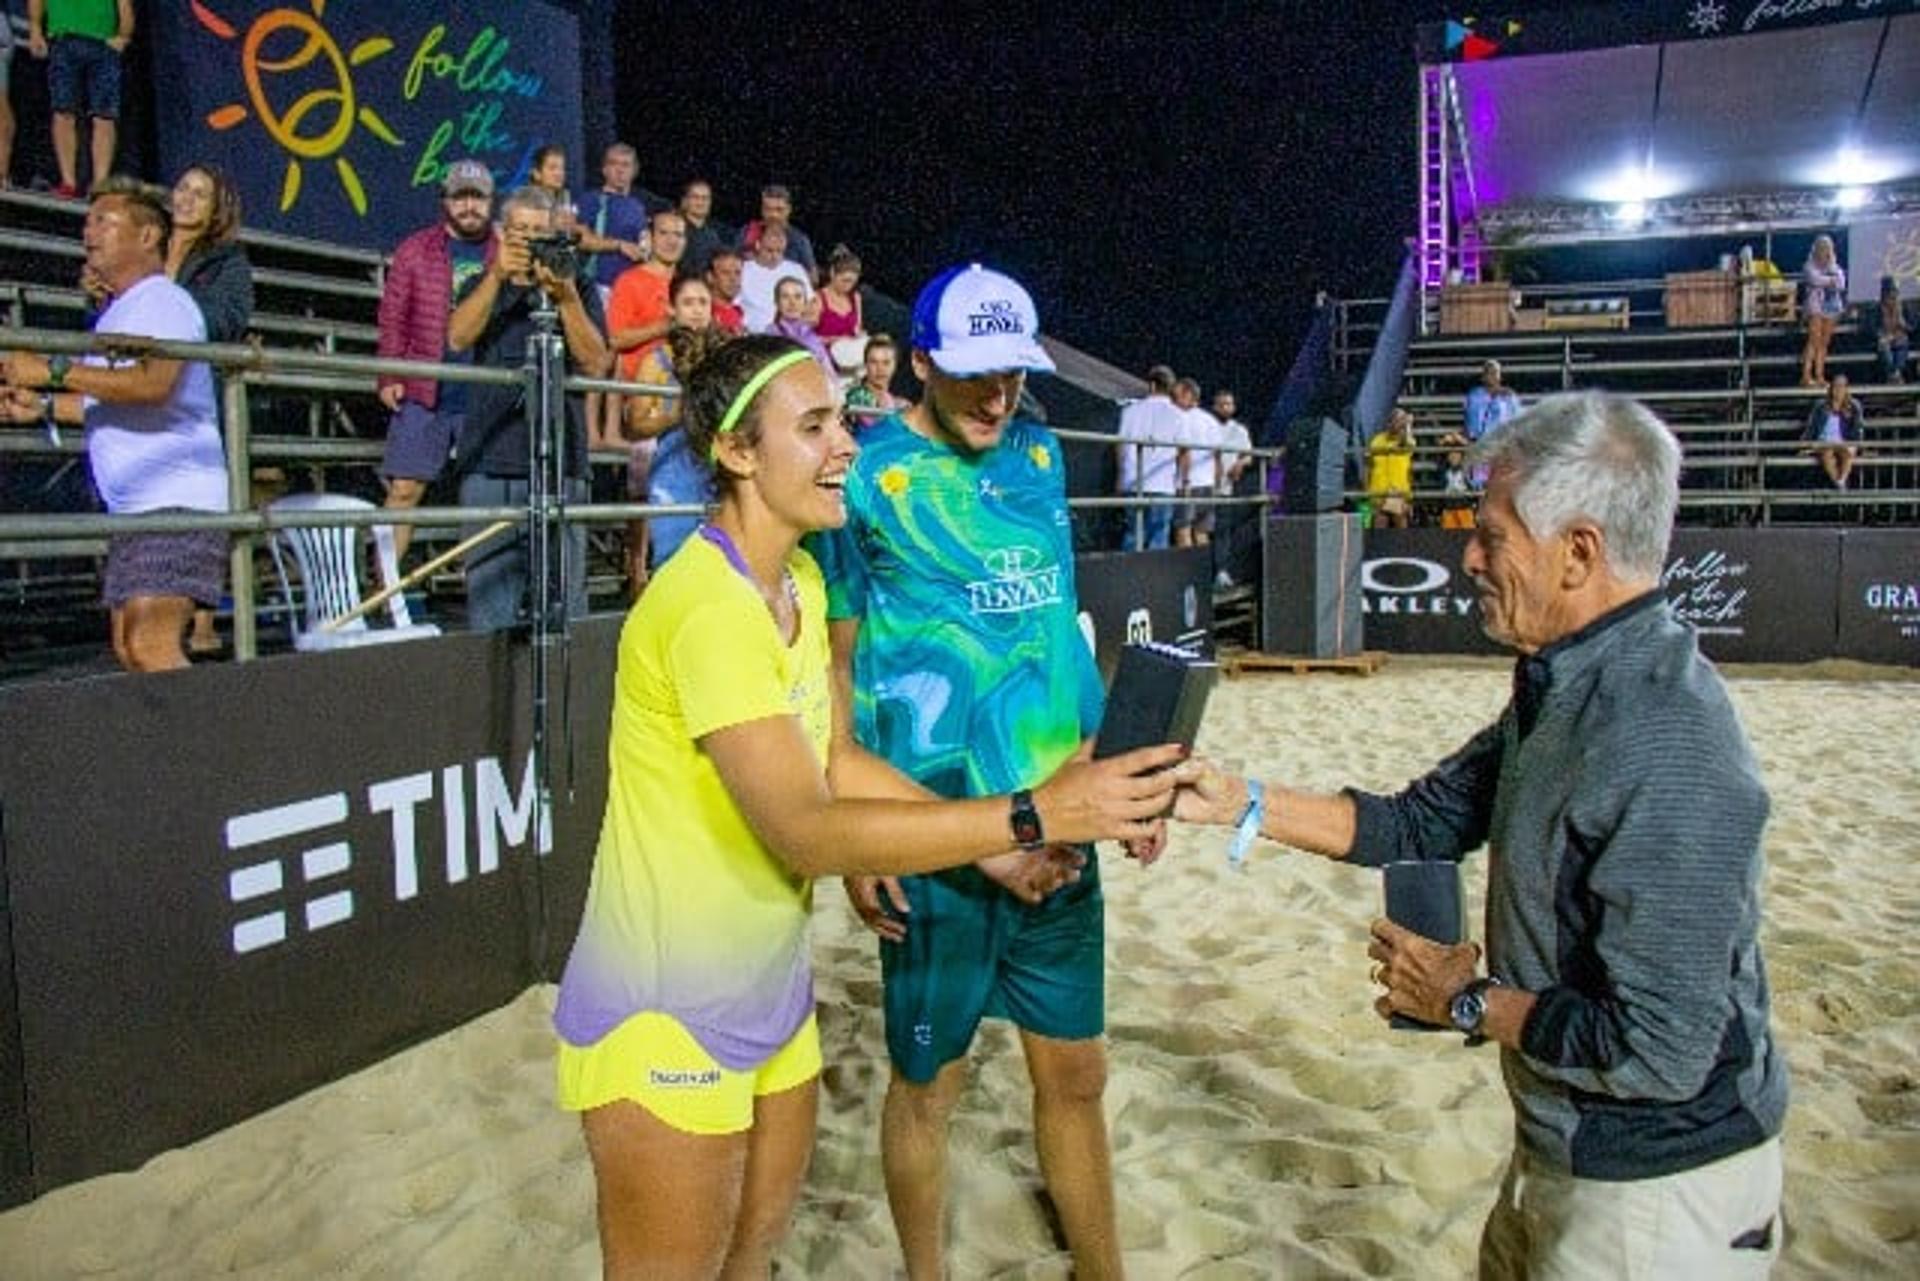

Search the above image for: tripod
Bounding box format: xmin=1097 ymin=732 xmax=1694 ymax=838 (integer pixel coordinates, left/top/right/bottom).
xmin=520 ymin=286 xmax=572 ymax=957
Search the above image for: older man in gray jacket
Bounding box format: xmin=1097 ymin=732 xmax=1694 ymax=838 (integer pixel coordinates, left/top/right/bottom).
xmin=1175 ymin=391 xmax=1788 ymax=1278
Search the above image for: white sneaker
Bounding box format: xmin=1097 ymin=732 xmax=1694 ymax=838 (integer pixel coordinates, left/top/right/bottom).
xmin=1214 ymin=570 xmax=1234 ymax=588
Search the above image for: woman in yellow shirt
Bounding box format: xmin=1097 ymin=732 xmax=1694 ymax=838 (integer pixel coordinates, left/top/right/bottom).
xmin=554 ymin=334 xmax=1184 ymax=1278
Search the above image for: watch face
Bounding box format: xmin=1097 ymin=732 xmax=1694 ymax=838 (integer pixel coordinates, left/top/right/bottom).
xmin=1450 ymin=988 xmax=1485 ymax=1034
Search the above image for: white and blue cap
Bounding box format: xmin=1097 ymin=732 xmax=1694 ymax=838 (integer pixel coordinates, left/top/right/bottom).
xmin=910 ymin=263 xmax=1057 ymax=377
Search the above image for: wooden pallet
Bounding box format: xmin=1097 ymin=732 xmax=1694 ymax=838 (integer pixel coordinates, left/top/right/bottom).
xmin=1225 ymin=650 xmax=1389 ymax=677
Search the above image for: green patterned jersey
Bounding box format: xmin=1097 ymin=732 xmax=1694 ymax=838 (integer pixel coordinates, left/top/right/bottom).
xmin=809 ymin=413 xmax=1104 ymax=799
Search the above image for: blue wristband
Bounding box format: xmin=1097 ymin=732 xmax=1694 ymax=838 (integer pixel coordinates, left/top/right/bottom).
xmin=1227 ymin=778 xmax=1264 ymax=870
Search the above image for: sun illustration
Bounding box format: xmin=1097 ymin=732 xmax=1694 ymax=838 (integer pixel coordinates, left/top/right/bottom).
xmin=194 ymin=0 xmax=402 ymax=216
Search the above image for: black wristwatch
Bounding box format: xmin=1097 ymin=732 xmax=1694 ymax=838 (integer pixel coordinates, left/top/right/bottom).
xmin=1449 ymin=975 xmax=1504 ymax=1045
xmin=47 ymin=354 xmax=72 ymax=391
xmin=1009 ymin=789 xmax=1045 ymax=850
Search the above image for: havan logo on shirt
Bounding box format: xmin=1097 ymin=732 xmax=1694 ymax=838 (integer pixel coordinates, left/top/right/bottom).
xmin=967 ymin=544 xmax=1063 ymax=615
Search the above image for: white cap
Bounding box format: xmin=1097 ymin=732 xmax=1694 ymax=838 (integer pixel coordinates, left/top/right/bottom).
xmin=910 ymin=263 xmax=1057 ymax=377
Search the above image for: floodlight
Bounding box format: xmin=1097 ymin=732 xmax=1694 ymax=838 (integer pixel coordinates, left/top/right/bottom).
xmin=1834 ymin=186 xmax=1870 ymax=211
xmin=1612 ymin=201 xmax=1648 ymax=225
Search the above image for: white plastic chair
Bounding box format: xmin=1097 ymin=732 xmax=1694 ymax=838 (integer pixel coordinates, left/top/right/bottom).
xmin=266 ymin=493 xmax=441 ymax=651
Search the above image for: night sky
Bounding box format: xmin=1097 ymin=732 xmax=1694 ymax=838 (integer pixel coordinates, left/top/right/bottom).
xmin=612 ymin=1 xmax=1593 ymax=414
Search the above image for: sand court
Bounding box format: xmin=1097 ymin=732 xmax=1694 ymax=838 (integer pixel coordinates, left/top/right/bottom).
xmin=1 ymin=659 xmax=1916 ymax=1278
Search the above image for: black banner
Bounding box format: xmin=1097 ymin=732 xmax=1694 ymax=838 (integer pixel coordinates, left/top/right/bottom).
xmin=1837 ymin=531 xmax=1920 ymax=665
xmin=1417 ymin=2 xmax=1918 ymax=64
xmin=0 ymin=620 xmax=617 ymax=1199
xmin=148 ymin=0 xmax=586 ymax=252
xmin=1075 ymin=548 xmax=1216 ymax=676
xmin=0 ymin=825 xmax=28 ymax=1210
xmin=1360 ymin=528 xmax=1502 ymax=656
xmin=1361 ymin=527 xmax=1859 ymax=664
xmin=1661 ymin=528 xmax=1842 ymax=663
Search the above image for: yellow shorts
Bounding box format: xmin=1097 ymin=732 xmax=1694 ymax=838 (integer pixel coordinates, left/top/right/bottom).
xmin=556 ymin=1010 xmax=821 ymax=1136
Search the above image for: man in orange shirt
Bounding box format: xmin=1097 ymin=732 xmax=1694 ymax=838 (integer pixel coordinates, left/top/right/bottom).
xmin=605 ymin=208 xmax=687 ymax=580
xmin=606 ymin=208 xmax=687 ymax=381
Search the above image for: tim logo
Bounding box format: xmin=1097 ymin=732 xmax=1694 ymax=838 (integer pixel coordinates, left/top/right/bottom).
xmin=224 ymin=753 xmax=551 ymax=955
xmin=967 ymin=299 xmax=1024 ymax=337
xmin=967 ymin=544 xmax=1062 ymax=614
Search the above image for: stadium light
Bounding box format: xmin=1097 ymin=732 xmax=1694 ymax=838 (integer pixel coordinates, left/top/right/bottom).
xmin=1833 ymin=186 xmax=1870 ymax=211
xmin=1612 ymin=201 xmax=1648 ymax=226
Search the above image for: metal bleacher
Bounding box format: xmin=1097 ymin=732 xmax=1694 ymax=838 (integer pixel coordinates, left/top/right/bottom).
xmin=1330 ymin=280 xmax=1920 ymax=525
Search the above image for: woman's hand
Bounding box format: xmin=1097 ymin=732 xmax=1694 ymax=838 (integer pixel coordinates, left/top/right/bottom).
xmin=1031 ymin=744 xmax=1184 ymax=845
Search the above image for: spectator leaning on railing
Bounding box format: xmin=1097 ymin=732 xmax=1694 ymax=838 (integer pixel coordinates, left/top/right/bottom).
xmin=1172 ymin=375 xmax=1219 ymax=548
xmin=374 ymin=159 xmax=497 ymax=561
xmin=1114 ymin=363 xmax=1184 ymax=550
xmin=2 ymin=176 xmax=227 ymax=672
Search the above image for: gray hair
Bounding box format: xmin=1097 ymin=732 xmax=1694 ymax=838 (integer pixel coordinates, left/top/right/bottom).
xmin=500 ymin=184 xmax=556 ymax=222
xmin=1468 ymin=391 xmax=1679 ymax=581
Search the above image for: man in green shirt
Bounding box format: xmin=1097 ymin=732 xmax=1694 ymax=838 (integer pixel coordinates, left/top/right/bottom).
xmin=26 ymin=0 xmax=133 ymax=197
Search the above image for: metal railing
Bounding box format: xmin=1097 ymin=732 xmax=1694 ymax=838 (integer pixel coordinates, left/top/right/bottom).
xmin=0 ymin=326 xmax=1286 ymax=662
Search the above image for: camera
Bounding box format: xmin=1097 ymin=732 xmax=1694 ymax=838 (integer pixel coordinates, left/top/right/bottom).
xmin=525 ymin=232 xmax=580 ymax=280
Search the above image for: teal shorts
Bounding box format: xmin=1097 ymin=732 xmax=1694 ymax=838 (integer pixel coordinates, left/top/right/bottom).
xmin=880 ymin=852 xmax=1104 ymax=1083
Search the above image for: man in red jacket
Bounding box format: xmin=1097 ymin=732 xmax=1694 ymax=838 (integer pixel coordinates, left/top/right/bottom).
xmin=377 ymin=159 xmax=497 ymax=558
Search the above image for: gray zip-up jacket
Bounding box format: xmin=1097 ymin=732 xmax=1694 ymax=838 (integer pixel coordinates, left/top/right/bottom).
xmin=1347 ymin=593 xmax=1789 ymax=1180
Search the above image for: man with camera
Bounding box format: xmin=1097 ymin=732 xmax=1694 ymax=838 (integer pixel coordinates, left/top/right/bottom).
xmin=447 ymin=184 xmax=609 ymax=632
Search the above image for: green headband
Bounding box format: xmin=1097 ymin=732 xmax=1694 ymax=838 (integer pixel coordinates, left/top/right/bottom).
xmin=709 ymin=349 xmax=814 ymax=462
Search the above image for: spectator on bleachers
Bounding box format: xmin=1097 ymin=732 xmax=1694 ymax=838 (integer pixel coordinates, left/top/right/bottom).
xmin=738 ymin=223 xmax=810 ymax=333
xmin=1872 ymin=275 xmax=1913 ymax=385
xmin=1114 ymin=364 xmax=1183 ymax=550
xmin=29 ymin=0 xmax=132 ymax=197
xmin=765 ymin=277 xmax=834 ymax=377
xmin=528 ymin=144 xmax=574 ymax=231
xmin=844 ymin=332 xmax=906 ymax=423
xmin=1463 ymin=358 xmax=1520 ymax=487
xmin=2 ymin=177 xmax=226 ymax=672
xmin=816 ymin=244 xmax=866 ymax=341
xmin=576 ymin=143 xmax=650 ymax=307
xmin=1463 ymin=358 xmax=1520 ymax=442
xmin=165 ymin=162 xmax=252 ymax=656
xmin=375 ymin=159 xmax=495 ymax=561
xmin=607 ymin=208 xmax=687 ymax=383
xmin=737 ymin=183 xmax=817 ymax=279
xmin=1800 ymin=234 xmax=1845 ymax=387
xmin=706 ymin=246 xmax=748 ymax=336
xmin=1438 ymin=431 xmax=1476 ymax=529
xmin=605 ymin=208 xmax=687 ymax=569
xmin=446 ymin=184 xmax=608 ymax=632
xmin=576 ymin=143 xmax=650 ymax=451
xmin=1801 ymin=374 xmax=1862 ymax=490
xmin=629 ymin=277 xmax=729 ymax=579
xmin=621 ymin=273 xmax=724 ymax=590
xmin=1365 ymin=407 xmax=1416 ymax=529
xmin=0 ymin=10 xmax=14 ymax=189
xmin=1173 ymin=376 xmax=1219 ymax=548
xmin=678 ymin=178 xmax=730 ymax=274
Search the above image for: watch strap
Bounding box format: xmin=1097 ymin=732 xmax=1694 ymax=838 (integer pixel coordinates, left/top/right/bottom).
xmin=1009 ymin=788 xmax=1045 ymax=850
xmin=1226 ymin=777 xmax=1264 ymax=870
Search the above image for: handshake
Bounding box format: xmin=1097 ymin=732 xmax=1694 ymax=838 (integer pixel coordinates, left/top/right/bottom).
xmin=848 ymin=746 xmax=1256 ymax=938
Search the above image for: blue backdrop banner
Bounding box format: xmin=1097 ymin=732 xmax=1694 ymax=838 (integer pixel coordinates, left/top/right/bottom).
xmin=148 ymin=0 xmax=585 ymax=251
